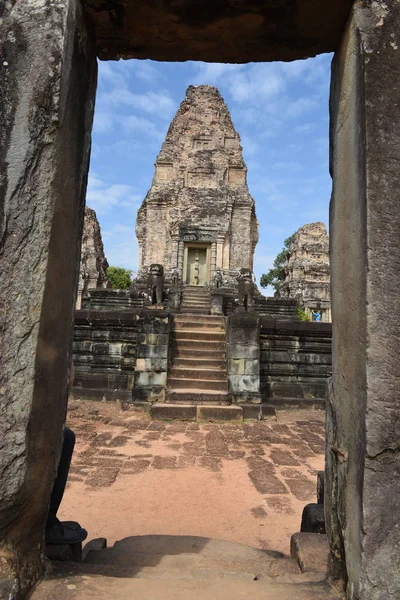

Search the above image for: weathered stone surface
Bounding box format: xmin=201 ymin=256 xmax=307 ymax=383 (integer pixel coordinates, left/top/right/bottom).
xmin=77 ymin=207 xmax=110 ymax=309
xmin=197 ymin=406 xmax=243 ymax=422
xmin=278 ymin=223 xmax=331 ymax=322
xmin=135 ymin=85 xmax=258 ymax=286
xmin=260 ymin=320 xmax=332 ymax=403
xmin=82 ymin=0 xmax=353 ymax=63
xmin=151 ymin=404 xmax=197 ymax=421
xmin=132 ymin=312 xmax=171 ymax=403
xmin=0 ymin=1 xmax=96 ymax=596
xmin=328 ymin=2 xmax=400 ymax=598
xmin=72 ymin=310 xmax=137 ymax=394
xmin=317 ymin=471 xmax=324 ymax=505
xmin=291 ymin=533 xmax=329 ymax=575
xmin=300 ymin=504 xmax=326 ymax=535
xmin=226 ymin=312 xmax=261 ymax=403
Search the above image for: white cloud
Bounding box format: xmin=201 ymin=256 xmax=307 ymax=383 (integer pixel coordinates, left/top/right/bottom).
xmin=119 ymin=114 xmax=164 ymax=140
xmin=273 ymin=161 xmax=303 ymax=172
xmin=134 ymin=60 xmax=164 ymax=83
xmin=102 ymin=224 xmax=139 ymax=271
xmin=191 ymin=62 xmax=284 ymax=105
xmin=295 ymin=122 xmax=316 ymax=134
xmin=240 ymin=135 xmax=259 ymax=157
xmin=99 ymin=88 xmax=175 ymax=117
xmin=286 ymin=97 xmax=319 ymax=118
xmin=86 ymin=175 xmax=142 ymax=212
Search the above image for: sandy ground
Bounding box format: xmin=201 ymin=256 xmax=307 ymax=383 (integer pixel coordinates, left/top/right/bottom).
xmin=60 ymin=401 xmax=325 ymax=557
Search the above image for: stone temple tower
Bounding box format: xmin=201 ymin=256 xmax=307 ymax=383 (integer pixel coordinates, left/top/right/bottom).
xmin=278 ymin=222 xmax=331 ymax=322
xmin=136 ymin=85 xmax=258 ymax=286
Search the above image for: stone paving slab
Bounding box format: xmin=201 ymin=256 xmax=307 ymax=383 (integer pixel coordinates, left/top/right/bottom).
xmin=59 ymin=402 xmax=326 ymax=555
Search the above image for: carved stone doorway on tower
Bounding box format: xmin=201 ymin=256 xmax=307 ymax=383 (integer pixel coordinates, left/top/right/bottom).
xmin=183 ymin=244 xmax=210 ymax=286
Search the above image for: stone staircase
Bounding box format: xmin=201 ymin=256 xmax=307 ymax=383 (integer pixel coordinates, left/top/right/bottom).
xmin=167 ymin=314 xmax=229 ymax=404
xmin=180 ymin=285 xmax=211 ymax=314
xmin=81 ymin=289 xmax=144 ymax=311
xmin=254 ymin=297 xmax=300 ymax=320
xmin=32 ymin=534 xmax=341 ymax=600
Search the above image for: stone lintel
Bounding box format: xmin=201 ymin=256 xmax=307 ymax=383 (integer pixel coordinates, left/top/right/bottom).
xmin=81 ymin=0 xmax=353 ymax=62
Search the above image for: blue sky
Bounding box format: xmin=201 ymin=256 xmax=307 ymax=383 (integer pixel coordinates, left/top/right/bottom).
xmin=87 ymin=55 xmax=332 ymax=292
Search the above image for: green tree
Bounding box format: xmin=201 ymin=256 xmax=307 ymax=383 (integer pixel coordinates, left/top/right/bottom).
xmin=297 ymin=306 xmax=311 ymax=322
xmin=107 ymin=266 xmax=133 ymax=289
xmin=260 ymin=234 xmax=296 ymax=291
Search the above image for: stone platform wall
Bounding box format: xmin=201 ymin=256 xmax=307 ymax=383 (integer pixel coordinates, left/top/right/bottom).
xmin=72 ymin=310 xmax=138 ymax=401
xmin=72 ymin=310 xmax=331 ymax=408
xmin=260 ymin=319 xmax=332 ymax=407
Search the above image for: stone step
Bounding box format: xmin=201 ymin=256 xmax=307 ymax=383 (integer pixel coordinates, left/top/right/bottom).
xmin=181 ymin=302 xmax=211 ymax=308
xmin=172 ymin=348 xmax=226 ymax=360
xmin=166 ymin=391 xmax=230 ymax=404
xmin=180 ymin=308 xmax=211 ymax=315
xmin=167 ymin=377 xmax=228 ymax=391
xmin=171 ymin=339 xmax=226 ymax=352
xmin=174 ymin=315 xmax=225 ymax=327
xmin=173 ymin=358 xmax=226 ymax=369
xmin=174 ymin=321 xmax=225 ymax=331
xmin=33 ymin=570 xmax=340 ymax=600
xmin=169 ymin=367 xmax=227 ymax=381
xmin=151 ymin=404 xmax=243 ymax=420
xmin=172 ymin=330 xmax=225 ymax=341
xmin=34 ymin=535 xmax=336 ymax=600
xmin=175 ymin=314 xmax=224 ymax=321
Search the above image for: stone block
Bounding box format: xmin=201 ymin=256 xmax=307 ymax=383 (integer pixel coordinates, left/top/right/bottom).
xmin=136 ymin=345 xmax=169 ymax=359
xmin=228 ymin=375 xmax=260 ymax=393
xmin=45 ymin=541 xmax=82 ymax=563
xmin=134 ymin=371 xmax=149 ymax=387
xmin=261 ymin=404 xmax=277 ymax=418
xmin=132 ymin=386 xmax=166 ymax=403
xmin=244 ymin=359 xmax=259 ymax=376
xmin=151 ymin=404 xmax=197 ymax=420
xmin=227 ymin=344 xmax=259 ymax=360
xmin=290 ymin=533 xmax=329 ymax=575
xmin=301 ymin=503 xmax=326 ymax=534
xmin=135 ymin=358 xmax=148 ymax=371
xmin=82 ymin=538 xmax=107 ymax=562
xmin=239 ymin=404 xmax=262 ymax=420
xmin=228 ymin=358 xmax=245 ymax=375
xmin=197 ymin=406 xmax=243 ymax=422
xmin=91 ymin=343 xmax=109 ymax=355
xmin=148 ymin=372 xmax=167 ymax=387
xmin=317 ymin=471 xmax=325 ymax=505
xmin=227 ymin=312 xmax=260 ymax=346
xmin=231 ymin=392 xmax=261 ymax=405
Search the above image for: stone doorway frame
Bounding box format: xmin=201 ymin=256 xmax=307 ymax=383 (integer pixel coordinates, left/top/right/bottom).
xmin=182 ymin=243 xmax=211 ymax=286
xmin=1 ymin=2 xmax=399 ymax=599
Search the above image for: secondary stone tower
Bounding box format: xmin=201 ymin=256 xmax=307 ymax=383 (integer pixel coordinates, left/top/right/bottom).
xmin=278 ymin=222 xmax=331 ymax=322
xmin=136 ymin=85 xmax=258 ymax=286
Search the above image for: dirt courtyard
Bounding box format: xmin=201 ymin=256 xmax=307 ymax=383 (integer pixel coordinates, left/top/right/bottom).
xmin=60 ymin=401 xmax=325 ymax=556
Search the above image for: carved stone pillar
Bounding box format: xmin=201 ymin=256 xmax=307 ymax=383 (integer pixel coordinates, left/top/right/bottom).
xmin=170 ymin=234 xmax=179 ymax=271
xmin=216 ymin=234 xmax=225 ymax=270
xmin=210 ymin=242 xmax=217 ymax=275
xmin=177 ymin=240 xmax=185 ymax=280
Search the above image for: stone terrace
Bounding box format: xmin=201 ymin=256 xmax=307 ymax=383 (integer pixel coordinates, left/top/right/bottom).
xmin=60 ymin=401 xmax=325 ymax=554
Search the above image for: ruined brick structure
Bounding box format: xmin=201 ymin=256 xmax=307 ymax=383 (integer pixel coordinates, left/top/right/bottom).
xmin=136 ymin=85 xmax=258 ymax=287
xmin=278 ymin=223 xmax=331 ymax=322
xmin=1 ymin=1 xmax=399 ymax=599
xmin=76 ymin=207 xmax=110 ymax=309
